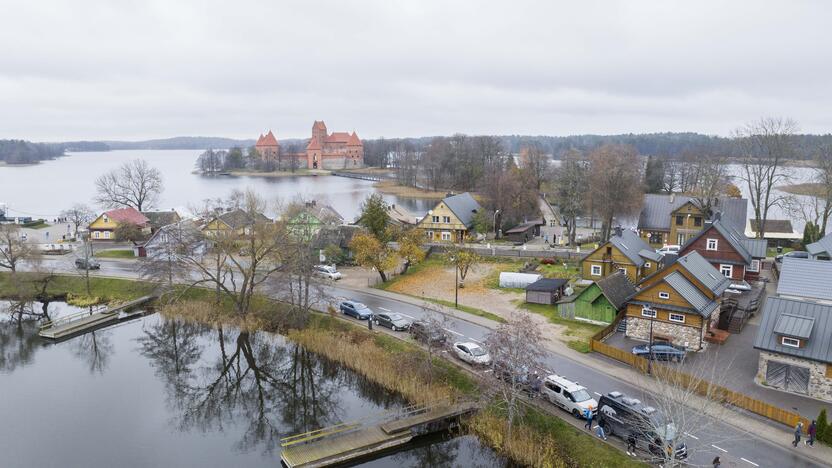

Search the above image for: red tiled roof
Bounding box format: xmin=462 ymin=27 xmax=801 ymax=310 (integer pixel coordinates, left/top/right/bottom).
xmin=104 ymin=207 xmax=149 ymax=226
xmin=313 ymin=120 xmax=327 ymax=130
xmin=325 ymin=132 xmax=351 ymax=143
xmin=256 ymin=134 xmax=264 ymax=145
xmin=347 ymin=131 xmax=362 ymax=146
xmin=257 ymin=130 xmax=278 ymax=147
xmin=306 ymin=138 xmax=321 ymax=150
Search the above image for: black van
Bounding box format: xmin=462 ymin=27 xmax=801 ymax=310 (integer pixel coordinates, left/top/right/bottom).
xmin=596 ymin=391 xmax=687 ymax=461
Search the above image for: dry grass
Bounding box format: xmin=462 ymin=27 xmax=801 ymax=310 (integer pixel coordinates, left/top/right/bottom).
xmin=159 ymin=297 xmax=294 ymax=333
xmin=777 ymin=182 xmax=825 ymax=197
xmin=373 ymin=180 xmax=448 ymax=199
xmin=469 ymin=411 xmax=567 ymax=468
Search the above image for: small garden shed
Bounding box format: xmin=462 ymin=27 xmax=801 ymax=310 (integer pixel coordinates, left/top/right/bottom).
xmin=572 ymin=271 xmax=636 ymax=324
xmin=526 ymin=278 xmax=569 ymax=305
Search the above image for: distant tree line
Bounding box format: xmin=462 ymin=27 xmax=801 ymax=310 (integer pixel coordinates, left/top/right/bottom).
xmin=0 ymin=140 xmax=64 ymax=164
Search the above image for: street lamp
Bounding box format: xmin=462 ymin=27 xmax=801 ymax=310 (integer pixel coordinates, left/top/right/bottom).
xmin=493 ymin=210 xmax=501 ymax=239
xmin=644 ymin=306 xmax=656 ymax=375
xmin=449 ymin=255 xmax=459 ymax=308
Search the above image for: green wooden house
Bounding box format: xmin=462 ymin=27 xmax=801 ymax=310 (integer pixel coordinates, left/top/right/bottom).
xmin=570 ymin=271 xmax=636 ymax=324
xmin=286 ymin=201 xmax=344 ymax=241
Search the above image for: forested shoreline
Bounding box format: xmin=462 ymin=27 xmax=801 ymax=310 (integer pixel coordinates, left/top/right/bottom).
xmin=0 ymin=140 xmax=64 ymax=164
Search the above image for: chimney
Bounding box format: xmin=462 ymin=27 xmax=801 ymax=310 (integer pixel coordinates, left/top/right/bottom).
xmin=713 ymin=212 xmax=722 ymax=222
xmin=669 ymin=193 xmax=675 ymax=204
xmin=613 ymin=226 xmax=623 ymax=237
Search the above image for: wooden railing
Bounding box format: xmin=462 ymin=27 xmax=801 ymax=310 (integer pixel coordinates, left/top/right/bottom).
xmin=590 ymin=313 xmax=811 ymax=430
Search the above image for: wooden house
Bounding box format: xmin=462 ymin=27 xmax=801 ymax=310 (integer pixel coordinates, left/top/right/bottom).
xmin=624 ymin=251 xmax=729 ymax=351
xmin=416 ymin=192 xmax=482 ymax=243
xmin=88 ymin=207 xmax=150 ymax=241
xmin=638 ymin=194 xmax=747 ymax=247
xmin=202 ymin=209 xmax=272 ymax=237
xmin=581 ymin=227 xmax=662 ymax=283
xmin=572 ymin=271 xmax=637 ymax=324
xmin=679 ymin=219 xmax=767 ymax=283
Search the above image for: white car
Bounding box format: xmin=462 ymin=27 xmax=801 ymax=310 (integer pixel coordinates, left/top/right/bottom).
xmin=655 ymin=244 xmax=680 ymax=255
xmin=541 ymin=374 xmax=598 ymax=419
xmin=314 ymin=264 xmax=342 ymax=280
xmin=452 ymin=342 xmax=492 ymax=366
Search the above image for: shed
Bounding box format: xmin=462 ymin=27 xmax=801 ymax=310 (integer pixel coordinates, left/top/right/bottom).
xmin=504 ymin=223 xmax=538 ymax=243
xmin=525 ymin=278 xmax=568 ymax=305
xmin=572 ymin=271 xmax=636 ymax=324
xmin=499 ymin=272 xmax=542 ymax=289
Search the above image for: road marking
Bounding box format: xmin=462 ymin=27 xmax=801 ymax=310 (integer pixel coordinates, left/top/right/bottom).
xmin=469 ymin=338 xmax=484 ymax=344
xmin=594 ymin=392 xmax=602 ymax=396
xmin=711 ymin=444 xmax=727 ymax=453
xmin=398 ymin=313 xmax=415 ymax=319
xmin=378 ymin=307 xmax=391 ymax=312
xmin=444 ymin=328 xmax=463 ymax=336
xmin=683 ymin=432 xmax=699 ymax=440
xmin=740 ymin=458 xmax=759 ymax=467
xmin=482 ymin=369 xmax=493 ymax=373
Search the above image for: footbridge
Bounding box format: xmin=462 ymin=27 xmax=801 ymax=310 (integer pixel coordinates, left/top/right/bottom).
xmin=38 ymin=295 xmax=156 ymax=340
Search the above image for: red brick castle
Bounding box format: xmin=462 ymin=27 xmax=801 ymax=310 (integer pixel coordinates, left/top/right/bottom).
xmin=255 ymin=120 xmax=364 ymax=170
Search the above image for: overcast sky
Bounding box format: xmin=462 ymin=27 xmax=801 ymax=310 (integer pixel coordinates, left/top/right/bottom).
xmin=1 ymin=1 xmax=830 ymax=141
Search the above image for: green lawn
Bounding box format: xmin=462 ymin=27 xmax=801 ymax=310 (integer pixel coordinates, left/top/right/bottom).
xmin=22 ymin=220 xmax=49 ymax=229
xmin=520 ymin=302 xmax=603 ymax=353
xmin=0 ymin=272 xmax=156 ymax=304
xmin=767 ymin=246 xmax=795 ymax=258
xmin=95 ymin=249 xmax=135 ymax=259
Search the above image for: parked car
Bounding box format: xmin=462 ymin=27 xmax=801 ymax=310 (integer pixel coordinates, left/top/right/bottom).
xmin=314 ymin=264 xmax=342 ymax=280
xmin=409 ymin=321 xmax=448 ymax=345
xmin=596 ymin=391 xmax=687 ymax=461
xmin=452 ymin=342 xmax=492 ymax=366
xmin=655 ymin=245 xmax=680 ymax=255
xmin=373 ymin=312 xmax=411 ymax=331
xmin=75 ymin=258 xmax=101 ymax=270
xmin=631 ymin=343 xmax=686 ymax=362
xmin=541 ymin=374 xmax=597 ymax=418
xmin=493 ymin=361 xmax=541 ymax=395
xmin=775 ymin=250 xmax=809 ymax=264
xmin=339 ymin=301 xmax=373 ymax=320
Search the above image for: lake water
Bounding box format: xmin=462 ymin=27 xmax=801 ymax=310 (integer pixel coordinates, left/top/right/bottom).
xmin=0 ymin=302 xmax=508 ymax=468
xmin=0 ymin=150 xmax=434 ymax=221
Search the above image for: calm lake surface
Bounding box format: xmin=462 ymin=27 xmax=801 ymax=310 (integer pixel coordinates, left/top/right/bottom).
xmin=0 ymin=302 xmax=508 ymax=468
xmin=0 ymin=150 xmax=434 ymax=221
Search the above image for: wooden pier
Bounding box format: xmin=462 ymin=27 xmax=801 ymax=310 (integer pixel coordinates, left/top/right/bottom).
xmin=279 ymin=399 xmax=478 ymax=468
xmin=330 ymin=171 xmax=382 ymax=182
xmin=38 ymin=295 xmax=156 ymax=340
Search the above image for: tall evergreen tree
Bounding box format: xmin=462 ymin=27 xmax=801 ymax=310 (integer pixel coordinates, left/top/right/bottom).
xmin=644 ymin=155 xmax=666 ymax=193
xmin=357 ymin=193 xmax=391 ymax=242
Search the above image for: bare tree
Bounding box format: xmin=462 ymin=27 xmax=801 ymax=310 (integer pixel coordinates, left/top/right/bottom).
xmin=810 ymin=143 xmax=832 ymax=237
xmin=684 ymin=153 xmax=730 ymax=218
xmin=0 ymin=224 xmax=33 ymax=274
xmin=735 ymin=117 xmax=797 ymax=239
xmin=94 ymin=159 xmax=164 ymax=211
xmin=589 ymin=144 xmax=644 ymax=241
xmin=136 ymin=221 xmax=199 ymax=292
xmin=485 ymin=311 xmax=544 ymax=439
xmin=520 ymin=144 xmax=551 ymax=191
xmin=554 ymin=149 xmax=588 ymax=245
xmin=61 ymin=203 xmax=94 ymax=238
xmin=75 ymin=232 xmax=96 ymax=296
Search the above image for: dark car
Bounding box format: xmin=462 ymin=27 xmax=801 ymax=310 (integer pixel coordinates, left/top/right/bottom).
xmin=493 ymin=361 xmax=541 ymax=395
xmin=632 ymin=343 xmax=686 ymax=362
xmin=339 ymin=301 xmax=373 ymax=320
xmin=596 ymin=391 xmax=687 ymax=462
xmin=374 ymin=313 xmax=411 ymax=331
xmin=75 ymin=258 xmax=101 ymax=270
xmin=775 ymin=250 xmax=809 ymax=263
xmin=409 ymin=321 xmax=448 ymax=345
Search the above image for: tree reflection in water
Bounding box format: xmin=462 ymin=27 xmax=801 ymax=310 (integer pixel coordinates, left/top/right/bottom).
xmin=72 ymin=330 xmax=114 ymax=374
xmin=0 ymin=301 xmax=44 ymax=372
xmin=136 ymin=317 xmax=351 ymax=455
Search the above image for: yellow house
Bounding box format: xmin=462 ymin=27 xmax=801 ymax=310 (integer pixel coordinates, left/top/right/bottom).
xmin=202 ymin=209 xmax=272 ymax=237
xmin=88 ymin=207 xmax=150 ymax=241
xmin=624 ymin=251 xmax=729 ymax=351
xmin=416 ymin=193 xmax=482 ymax=243
xmin=638 ymin=194 xmax=749 ymax=247
xmin=581 ymin=228 xmax=662 ymax=283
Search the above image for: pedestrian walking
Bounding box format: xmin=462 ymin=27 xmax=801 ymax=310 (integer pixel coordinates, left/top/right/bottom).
xmin=583 ymin=408 xmax=593 ymax=430
xmin=792 ymin=421 xmax=803 ymax=447
xmin=595 ymin=424 xmax=607 ymax=440
xmin=712 ymin=456 xmax=721 ymax=467
xmin=626 ymin=433 xmax=637 ymax=456
xmin=807 ymin=420 xmax=816 ymax=447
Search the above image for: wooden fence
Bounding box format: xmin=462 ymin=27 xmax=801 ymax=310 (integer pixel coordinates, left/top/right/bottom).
xmin=590 ymin=314 xmax=811 ymax=431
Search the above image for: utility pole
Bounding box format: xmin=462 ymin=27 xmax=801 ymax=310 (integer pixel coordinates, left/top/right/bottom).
xmin=455 ymin=260 xmax=459 ymax=308
xmin=646 ymin=306 xmax=655 ymax=375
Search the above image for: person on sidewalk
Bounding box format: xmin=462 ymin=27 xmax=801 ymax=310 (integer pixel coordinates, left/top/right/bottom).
xmin=792 ymin=421 xmax=803 ymax=447
xmin=626 ymin=433 xmax=637 ymax=456
xmin=595 ymin=424 xmax=607 ymax=440
xmin=583 ymin=408 xmax=593 ymax=430
xmin=712 ymin=456 xmax=721 ymax=467
xmin=806 ymin=420 xmax=816 ymax=447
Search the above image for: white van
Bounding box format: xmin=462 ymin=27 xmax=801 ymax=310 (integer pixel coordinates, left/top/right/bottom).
xmin=541 ymin=374 xmax=598 ymax=418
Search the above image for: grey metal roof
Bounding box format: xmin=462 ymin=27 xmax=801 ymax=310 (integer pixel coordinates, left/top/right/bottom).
xmin=676 ymin=250 xmax=730 ymax=296
xmin=740 ymin=238 xmax=767 ymax=259
xmin=776 ymin=257 xmax=832 ymax=301
xmin=712 ymin=197 xmax=747 ymax=233
xmin=754 ymin=297 xmax=832 ymax=364
xmin=442 ymin=192 xmax=482 ymax=228
xmin=526 ymin=278 xmax=568 ymax=292
xmin=638 ymin=194 xmax=694 ymax=231
xmin=806 ymin=232 xmax=832 ymax=257
xmin=772 ymin=313 xmax=815 ymax=340
xmin=609 ymin=229 xmax=654 ymax=267
xmin=680 ymin=220 xmax=752 ymax=264
xmin=595 ymin=271 xmax=637 ymax=309
xmin=638 ymin=249 xmax=663 ymax=262
xmin=664 ymin=271 xmax=714 ymax=316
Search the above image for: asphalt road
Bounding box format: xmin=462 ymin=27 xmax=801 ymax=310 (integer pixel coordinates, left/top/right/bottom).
xmin=27 ymin=256 xmax=826 ymax=467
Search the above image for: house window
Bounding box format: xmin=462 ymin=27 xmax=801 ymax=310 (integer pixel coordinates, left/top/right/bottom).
xmin=441 ymin=232 xmax=451 ymax=241
xmin=648 ymin=232 xmax=663 ymax=244
xmin=706 ymin=239 xmax=718 ymax=251
xmin=426 ymin=231 xmax=433 ymax=239
xmin=781 ymin=336 xmax=800 ymax=348
xmin=694 ymin=217 xmax=702 ymax=227
xmin=669 ymin=313 xmax=685 ymax=323
xmin=432 ymin=215 xmax=439 ymax=223
xmin=719 ymin=264 xmax=733 ymax=278
xmin=676 ymin=215 xmax=683 ymax=226
xmin=644 ymin=262 xmax=651 ymax=269
xmin=748 ymin=259 xmax=760 ymax=272
xmin=590 ymin=265 xmax=602 ymax=276
xmin=677 ymin=233 xmax=685 ymax=245
xmin=658 ymin=291 xmax=670 ymax=300
xmin=641 ymin=307 xmax=656 ymax=318
xmin=94 ymin=231 xmax=100 ymax=239
xmin=442 ymin=216 xmax=451 ymax=223
xmin=104 ymin=231 xmax=111 ymax=239
xmin=103 ymin=215 xmax=109 ymax=223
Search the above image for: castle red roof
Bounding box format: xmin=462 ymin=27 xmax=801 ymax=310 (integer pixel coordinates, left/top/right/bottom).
xmin=306 ymin=138 xmax=321 ymax=150
xmin=325 ymin=132 xmax=351 ymax=143
xmin=313 ymin=120 xmax=327 ymax=130
xmin=256 ymin=134 xmax=264 ymax=145
xmin=104 ymin=207 xmax=150 ymax=227
xmin=347 ymin=131 xmax=362 ymax=146
xmin=257 ymin=130 xmax=278 ymax=147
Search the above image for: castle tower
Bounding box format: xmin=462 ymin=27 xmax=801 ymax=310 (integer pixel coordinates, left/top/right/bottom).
xmin=311 ymin=120 xmax=328 ymax=148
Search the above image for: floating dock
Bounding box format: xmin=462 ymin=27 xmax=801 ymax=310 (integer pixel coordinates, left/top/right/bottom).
xmin=280 ymin=399 xmax=478 ymax=468
xmin=38 ymin=295 xmax=156 ymax=340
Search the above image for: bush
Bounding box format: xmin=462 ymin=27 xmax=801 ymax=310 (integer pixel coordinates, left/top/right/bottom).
xmin=817 ymin=408 xmax=829 ymax=444
xmin=540 ymin=258 xmax=556 ymax=265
